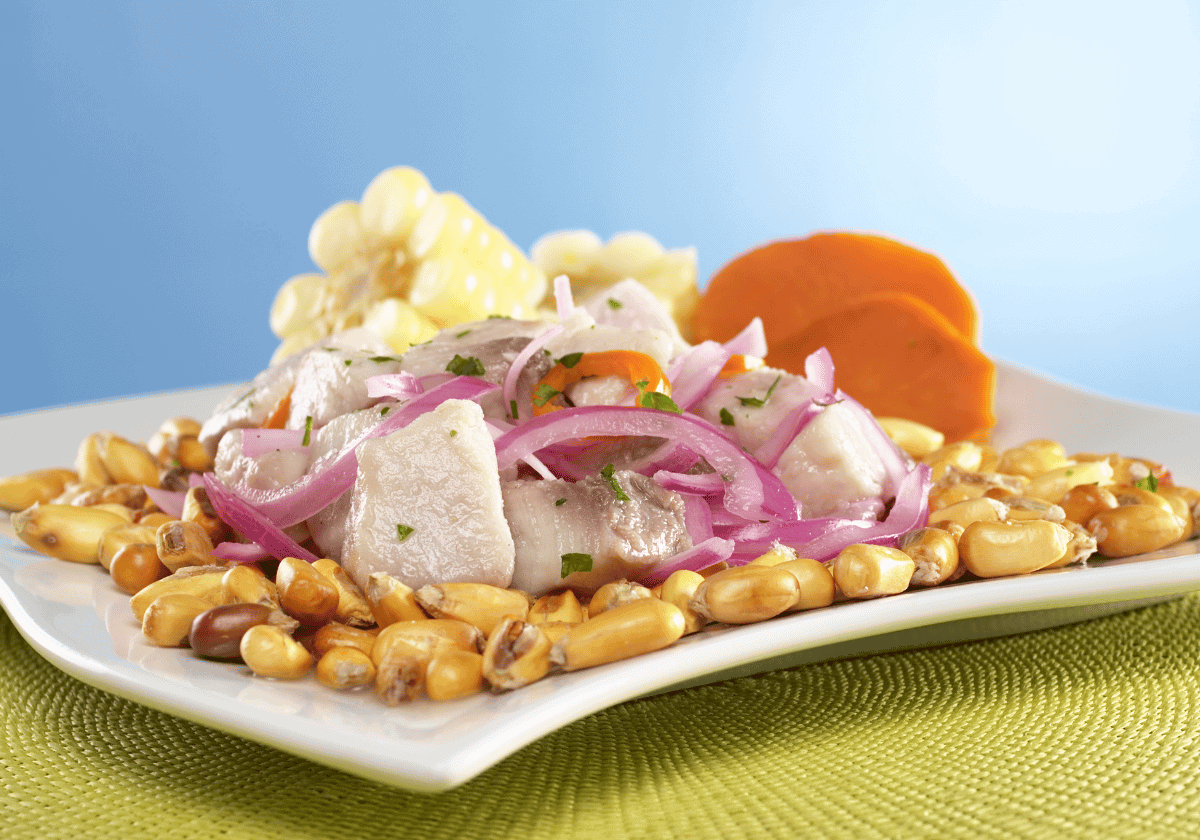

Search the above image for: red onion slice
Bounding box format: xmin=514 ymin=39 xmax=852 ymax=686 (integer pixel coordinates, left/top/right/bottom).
xmin=754 ymin=400 xmax=824 ymax=469
xmin=143 ymin=485 xmax=186 ymax=519
xmin=804 ymin=347 xmax=836 ymax=397
xmin=502 ymin=324 xmax=563 ymax=421
xmin=203 ymin=472 xmax=319 ymax=563
xmin=553 ymin=275 xmax=574 ymax=321
xmin=240 ymin=428 xmax=307 ymax=458
xmin=640 ymin=537 xmax=735 ymax=588
xmin=652 ymin=469 xmax=726 ymax=496
xmin=681 ymin=494 xmax=715 ymax=544
xmin=366 ymin=371 xmax=424 ymax=401
xmin=211 ymin=542 xmax=272 ymax=565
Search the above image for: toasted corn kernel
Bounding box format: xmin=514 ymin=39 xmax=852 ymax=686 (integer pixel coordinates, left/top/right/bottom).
xmin=0 ymin=468 xmax=78 ymax=512
xmin=75 ymin=433 xmax=112 ymax=486
xmin=1112 ymin=485 xmax=1176 ymax=516
xmin=317 ymin=647 xmax=376 ymax=690
xmin=156 ymin=519 xmax=215 ymax=573
xmin=311 ymin=559 xmax=375 ymax=627
xmin=747 ymin=543 xmax=798 ymax=567
xmin=996 ymin=439 xmax=1071 ymax=479
xmin=899 ymin=528 xmax=960 ymax=587
xmin=415 ymin=583 xmax=529 ymax=637
xmin=142 ymin=593 xmax=212 ymax=647
xmin=587 ymin=580 xmax=654 ymax=618
xmin=928 ymin=497 xmax=1009 ymax=530
xmin=959 ymin=520 xmax=1073 ymax=577
xmin=365 ymin=572 xmax=427 ymax=626
xmin=658 ymin=569 xmax=706 ymax=633
xmin=99 ymin=523 xmax=159 ymax=570
xmin=1004 ymin=497 xmax=1067 ymax=522
xmin=1024 ymin=460 xmax=1115 ymax=504
xmin=240 ymin=624 xmax=313 ymax=680
xmin=1074 ymin=453 xmax=1167 ymax=488
xmin=129 ymin=565 xmax=227 ymax=621
xmin=775 ymin=557 xmax=837 ymax=609
xmin=538 ymin=621 xmax=576 ymax=645
xmin=188 ymin=603 xmax=275 ymax=659
xmin=11 ymin=502 xmax=129 ymax=564
xmin=829 ymin=544 xmax=915 ymax=598
xmin=425 ymin=649 xmax=484 ymax=700
xmin=181 ymin=487 xmax=230 ymax=544
xmin=698 ymin=561 xmax=731 ymax=577
xmin=550 ymin=598 xmax=685 ymax=672
xmin=373 ymin=636 xmax=444 ymax=704
xmin=528 ymin=590 xmax=585 ymax=625
xmin=109 ymin=543 xmax=168 ymax=594
xmin=691 ymin=565 xmax=800 ymax=624
xmin=276 ymin=556 xmax=340 ymax=626
xmin=373 ymin=619 xmax=483 ymax=659
xmin=921 ymin=442 xmax=983 ymax=482
xmin=313 ymin=621 xmax=378 ymax=658
xmin=1059 ymin=484 xmax=1119 ymax=526
xmin=159 ymin=417 xmax=202 ymax=438
xmin=137 ymin=511 xmax=175 ymax=528
xmin=1045 ymin=520 xmax=1099 ymax=569
xmin=978 ymin=445 xmax=1001 ymax=474
xmin=175 ymin=437 xmax=215 ymax=472
xmin=876 ymin=417 xmax=945 ymax=459
xmin=929 ymin=482 xmax=987 ymax=511
xmin=99 ymin=434 xmax=160 ymax=487
xmin=1087 ymin=505 xmax=1187 ymax=558
xmin=1158 ymin=487 xmax=1198 ymax=538
xmin=91 ymin=503 xmax=136 ymax=522
xmin=483 ymin=618 xmax=552 ymax=690
xmin=221 ymin=564 xmax=280 ymax=608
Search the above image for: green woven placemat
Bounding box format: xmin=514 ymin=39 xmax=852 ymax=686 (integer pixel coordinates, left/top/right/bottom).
xmin=3 ymin=595 xmax=1200 ymax=839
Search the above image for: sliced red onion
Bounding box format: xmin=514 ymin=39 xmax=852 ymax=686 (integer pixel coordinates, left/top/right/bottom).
xmin=553 ymin=275 xmax=574 ymax=321
xmin=419 ymin=373 xmax=456 ymax=390
xmin=837 ymin=390 xmax=911 ymax=499
xmin=666 ymin=340 xmax=727 ymax=410
xmin=203 ymin=472 xmax=319 ymax=563
xmin=188 ymin=472 xmax=204 ymax=488
xmin=492 ymin=405 xmax=798 ymax=522
xmin=804 ymin=347 xmax=836 ymax=397
xmin=240 ymin=428 xmax=307 ymax=458
xmin=681 ymin=494 xmax=715 ymax=544
xmin=723 ymin=317 xmax=768 ymax=358
xmin=502 ymin=323 xmax=563 ymax=421
xmin=754 ymin=400 xmax=824 ymax=469
xmin=228 ymin=377 xmax=498 ymax=527
xmin=143 ymin=485 xmax=186 ymax=519
xmin=652 ymin=469 xmax=726 ymax=496
xmin=211 ymin=542 xmax=272 ymax=565
xmin=366 ymin=371 xmax=424 ymax=401
xmin=639 ymin=537 xmax=735 ymax=588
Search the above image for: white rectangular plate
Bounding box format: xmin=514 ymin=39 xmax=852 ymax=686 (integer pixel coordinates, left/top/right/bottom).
xmin=1 ymin=361 xmax=1198 ymax=792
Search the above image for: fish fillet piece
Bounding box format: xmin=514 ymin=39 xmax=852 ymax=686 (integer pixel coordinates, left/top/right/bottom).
xmin=214 ymin=428 xmax=311 ymax=492
xmin=339 ymin=399 xmax=515 ymax=592
xmin=502 ymin=470 xmax=691 ymax=596
xmin=286 ymin=348 xmax=402 ymax=430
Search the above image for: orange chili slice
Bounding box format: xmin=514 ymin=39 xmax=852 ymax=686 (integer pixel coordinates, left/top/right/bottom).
xmin=531 ymin=350 xmax=671 ymax=417
xmin=717 ymin=354 xmax=765 ymax=378
xmin=260 ymin=386 xmax=293 ymax=429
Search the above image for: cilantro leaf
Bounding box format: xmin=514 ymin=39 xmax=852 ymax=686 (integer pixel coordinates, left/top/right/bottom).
xmin=600 ymin=463 xmax=631 ymax=501
xmin=607 ymin=298 xmax=622 ymax=310
xmin=302 ymin=415 xmax=313 ymax=446
xmin=560 ymin=553 xmax=593 ymax=577
xmin=396 ymin=523 xmax=414 ymax=541
xmin=719 ymin=407 xmax=736 ymax=426
xmin=368 ymin=355 xmax=405 ymax=363
xmin=555 ymin=498 xmax=567 ymax=506
xmin=638 ymin=391 xmax=682 ymax=413
xmin=510 ymin=399 xmax=519 ymax=420
xmin=736 ymin=375 xmax=782 ymax=408
xmin=455 ymin=329 xmax=472 ymax=338
xmin=446 ymin=354 xmax=486 ymax=377
xmin=555 ymin=351 xmax=584 ymax=369
xmin=1135 ymin=474 xmax=1159 ymax=492
xmin=533 ymin=383 xmax=561 ymax=408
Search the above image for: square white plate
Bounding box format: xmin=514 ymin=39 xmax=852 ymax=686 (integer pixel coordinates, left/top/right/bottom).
xmin=1 ymin=360 xmax=1198 ymax=792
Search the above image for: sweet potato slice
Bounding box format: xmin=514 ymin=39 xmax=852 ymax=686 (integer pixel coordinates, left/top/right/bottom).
xmin=693 ymin=232 xmax=978 ymax=346
xmin=767 ymin=291 xmax=995 ymax=442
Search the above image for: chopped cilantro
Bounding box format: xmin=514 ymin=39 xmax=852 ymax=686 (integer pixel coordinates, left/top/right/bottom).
xmin=455 ymin=329 xmax=472 ymax=338
xmin=368 ymin=355 xmax=405 ymax=363
xmin=510 ymin=399 xmax=519 ymax=420
xmin=560 ymin=552 xmax=593 ymax=577
xmin=600 ymin=463 xmax=631 ymax=501
xmin=487 ymin=313 xmax=511 ymax=320
xmin=638 ymin=391 xmax=682 ymax=413
xmin=396 ymin=523 xmax=414 ymax=541
xmin=302 ymin=415 xmax=313 ymax=446
xmin=449 ymin=429 xmax=458 ymax=437
xmin=720 ymin=407 xmax=736 ymax=426
xmin=607 ymin=298 xmax=622 ymax=310
xmin=1136 ymin=474 xmax=1159 ymax=492
xmin=533 ymin=383 xmax=561 ymax=408
xmin=446 ymin=354 xmax=486 ymax=377
xmin=556 ymin=351 xmax=584 ymax=369
xmin=555 ymin=498 xmax=567 ymax=506
xmin=634 ymin=378 xmax=650 ymax=391
xmin=737 ymin=375 xmax=782 ymax=408
xmin=380 ymin=406 xmax=391 ymax=417
xmin=344 ymin=359 xmax=353 ymax=366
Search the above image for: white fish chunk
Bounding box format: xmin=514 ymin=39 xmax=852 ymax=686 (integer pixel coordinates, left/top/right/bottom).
xmin=502 ymin=470 xmax=691 ymax=596
xmin=213 ymin=428 xmax=311 ymax=492
xmin=286 ymin=348 xmax=403 ymax=430
xmin=584 ymin=278 xmax=690 ymax=358
xmin=692 ymin=367 xmax=820 ymax=452
xmin=339 ymin=399 xmax=515 ymax=592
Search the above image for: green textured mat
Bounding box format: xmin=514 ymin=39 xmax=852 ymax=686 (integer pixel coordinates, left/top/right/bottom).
xmin=3 ymin=596 xmax=1200 ymax=839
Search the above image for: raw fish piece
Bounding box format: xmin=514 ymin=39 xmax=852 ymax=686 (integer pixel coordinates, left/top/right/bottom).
xmin=286 ymin=349 xmax=403 ymax=430
xmin=584 ymin=278 xmax=690 ymax=358
xmin=213 ymin=429 xmax=311 ymax=492
xmin=339 ymin=399 xmax=516 ymax=592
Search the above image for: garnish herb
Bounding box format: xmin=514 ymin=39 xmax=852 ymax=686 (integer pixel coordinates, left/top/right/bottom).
xmin=344 ymin=359 xmax=353 ymax=366
xmin=600 ymin=463 xmax=631 ymax=501
xmin=302 ymin=415 xmax=314 ymax=446
xmin=510 ymin=399 xmax=519 ymax=420
xmin=555 ymin=498 xmax=567 ymax=506
xmin=560 ymin=553 xmax=593 ymax=577
xmin=737 ymin=375 xmax=782 ymax=408
xmin=634 ymin=378 xmax=650 ymax=390
xmin=449 ymin=430 xmax=458 ymax=437
xmin=533 ymin=383 xmax=561 ymax=408
xmin=368 ymin=355 xmax=405 ymax=363
xmin=607 ymin=297 xmax=622 ymax=310
xmin=720 ymin=407 xmax=736 ymax=426
xmin=487 ymin=314 xmax=511 ymax=320
xmin=396 ymin=524 xmax=414 ymax=541
xmin=1136 ymin=474 xmax=1159 ymax=492
xmin=380 ymin=406 xmax=391 ymax=417
xmin=638 ymin=391 xmax=682 ymax=413
xmin=556 ymin=351 xmax=584 ymax=369
xmin=456 ymin=329 xmax=472 ymax=338
xmin=446 ymin=354 xmax=486 ymax=377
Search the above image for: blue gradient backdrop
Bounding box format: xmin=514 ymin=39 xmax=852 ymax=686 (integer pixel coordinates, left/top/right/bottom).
xmin=3 ymin=1 xmax=1198 ymax=417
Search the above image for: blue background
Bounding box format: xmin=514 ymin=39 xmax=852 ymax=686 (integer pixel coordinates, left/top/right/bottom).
xmin=3 ymin=1 xmax=1198 ymax=417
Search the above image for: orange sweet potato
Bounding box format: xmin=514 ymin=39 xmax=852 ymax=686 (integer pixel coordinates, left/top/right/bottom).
xmin=693 ymin=232 xmax=978 ymax=346
xmin=767 ymin=291 xmax=995 ymax=442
